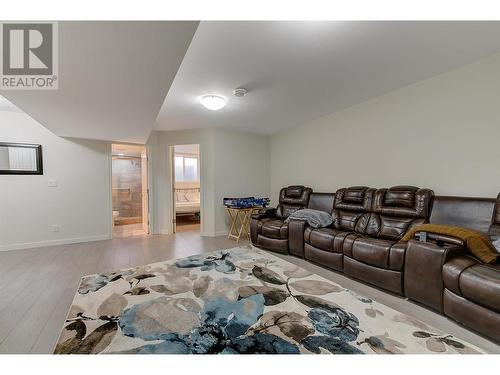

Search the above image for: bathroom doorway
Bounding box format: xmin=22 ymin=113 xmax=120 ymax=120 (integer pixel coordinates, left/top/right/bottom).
xmin=111 ymin=144 xmax=149 ymax=238
xmin=170 ymin=144 xmax=201 ymax=233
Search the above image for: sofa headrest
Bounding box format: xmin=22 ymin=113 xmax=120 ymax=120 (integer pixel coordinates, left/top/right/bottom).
xmin=343 ymin=186 xmax=367 ymax=203
xmin=384 ymin=186 xmax=418 ymax=208
xmin=373 ymin=186 xmax=434 ymax=219
xmin=334 ymin=186 xmax=374 ymax=212
xmin=278 ymin=186 xmax=312 ymax=207
xmin=286 ymin=185 xmax=304 ymax=198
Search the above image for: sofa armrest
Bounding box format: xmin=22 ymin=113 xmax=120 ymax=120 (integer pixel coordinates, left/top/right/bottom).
xmin=288 ymin=219 xmax=309 ymax=258
xmin=250 ymin=208 xmax=277 ymax=245
xmin=251 ymin=208 xmax=277 ymax=220
xmin=404 ymin=239 xmax=465 ymax=312
xmin=410 ymin=231 xmax=466 ymax=247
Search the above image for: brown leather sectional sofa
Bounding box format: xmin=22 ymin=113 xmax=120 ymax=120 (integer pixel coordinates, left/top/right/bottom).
xmin=250 ymin=185 xmax=500 ymax=344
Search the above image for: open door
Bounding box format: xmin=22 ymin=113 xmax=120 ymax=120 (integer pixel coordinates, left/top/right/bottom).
xmin=170 ymin=145 xmax=177 ymax=233
xmin=141 ymin=149 xmax=150 ymax=234
xmin=171 ymin=144 xmax=201 ymax=234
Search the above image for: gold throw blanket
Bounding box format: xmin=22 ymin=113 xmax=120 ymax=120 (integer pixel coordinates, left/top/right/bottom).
xmin=401 ymin=224 xmax=499 ymax=264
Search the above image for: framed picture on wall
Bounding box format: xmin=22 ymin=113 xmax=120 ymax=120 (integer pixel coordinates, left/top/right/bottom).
xmin=0 ymin=142 xmax=43 ymax=175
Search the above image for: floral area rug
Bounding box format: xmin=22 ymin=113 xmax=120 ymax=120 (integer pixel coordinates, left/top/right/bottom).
xmin=54 ymin=245 xmax=483 ymax=354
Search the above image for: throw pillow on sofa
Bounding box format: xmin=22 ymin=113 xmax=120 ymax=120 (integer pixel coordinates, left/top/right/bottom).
xmin=285 ymin=208 xmax=333 ymax=228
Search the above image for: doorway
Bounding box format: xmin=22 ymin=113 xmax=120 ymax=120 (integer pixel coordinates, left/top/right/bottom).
xmin=111 ymin=144 xmax=149 ymax=238
xmin=171 ymin=144 xmax=201 ymax=233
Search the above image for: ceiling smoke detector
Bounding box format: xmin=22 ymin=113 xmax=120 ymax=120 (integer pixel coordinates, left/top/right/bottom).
xmin=233 ymin=88 xmax=248 ymax=97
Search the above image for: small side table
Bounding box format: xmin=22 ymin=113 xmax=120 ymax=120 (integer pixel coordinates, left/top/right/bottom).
xmin=226 ymin=206 xmax=262 ymax=242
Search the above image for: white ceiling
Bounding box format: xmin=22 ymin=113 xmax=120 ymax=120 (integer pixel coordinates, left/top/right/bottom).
xmin=1 ymin=21 xmax=199 ymax=143
xmin=155 ymin=21 xmax=500 ymax=134
xmin=0 ymin=96 xmax=22 ymax=113
xmin=3 ymin=21 xmax=500 ymax=141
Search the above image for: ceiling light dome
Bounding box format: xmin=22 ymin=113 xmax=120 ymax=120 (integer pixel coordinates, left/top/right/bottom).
xmin=200 ymin=95 xmax=226 ymax=111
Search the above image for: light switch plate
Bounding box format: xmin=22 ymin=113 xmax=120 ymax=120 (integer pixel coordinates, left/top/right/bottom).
xmin=48 ymin=179 xmax=58 ymax=187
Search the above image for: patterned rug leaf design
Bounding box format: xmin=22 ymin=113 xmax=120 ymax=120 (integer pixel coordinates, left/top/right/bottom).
xmin=54 ymin=245 xmax=484 ymax=354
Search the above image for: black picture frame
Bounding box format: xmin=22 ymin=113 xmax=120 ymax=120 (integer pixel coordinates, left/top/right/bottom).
xmin=0 ymin=142 xmax=43 ymax=175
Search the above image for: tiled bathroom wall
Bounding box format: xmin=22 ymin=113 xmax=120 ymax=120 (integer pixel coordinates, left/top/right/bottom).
xmin=112 ymin=157 xmax=142 ymax=224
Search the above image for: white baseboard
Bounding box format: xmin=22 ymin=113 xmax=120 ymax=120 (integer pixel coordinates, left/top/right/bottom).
xmin=0 ymin=234 xmax=112 ymax=252
xmin=201 ymin=230 xmax=229 ymax=237
xmin=159 ymin=228 xmax=228 ymax=237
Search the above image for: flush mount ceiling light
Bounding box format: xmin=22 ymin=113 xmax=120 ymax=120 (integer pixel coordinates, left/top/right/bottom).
xmin=200 ymin=95 xmax=226 ymax=111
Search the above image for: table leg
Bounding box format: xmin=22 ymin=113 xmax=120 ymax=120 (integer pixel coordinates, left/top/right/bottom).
xmin=237 ymin=210 xmax=248 ymax=242
xmin=236 ymin=210 xmax=246 ymax=242
xmin=241 ymin=209 xmax=252 ymax=241
xmin=227 ymin=209 xmax=238 ymax=240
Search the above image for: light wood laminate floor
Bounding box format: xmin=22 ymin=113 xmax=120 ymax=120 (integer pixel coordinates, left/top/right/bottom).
xmin=113 ymin=223 xmax=147 ymax=238
xmin=0 ymin=232 xmax=498 ymax=354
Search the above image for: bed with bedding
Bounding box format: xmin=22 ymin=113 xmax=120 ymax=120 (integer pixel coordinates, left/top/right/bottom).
xmin=175 ymin=188 xmax=200 ymax=215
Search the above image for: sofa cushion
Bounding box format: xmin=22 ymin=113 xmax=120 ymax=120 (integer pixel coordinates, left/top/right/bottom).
xmin=443 ymin=257 xmax=500 ymax=314
xmin=260 ymin=219 xmax=288 ymax=239
xmin=286 ymin=208 xmax=333 ymax=228
xmin=333 ymin=210 xmax=364 ymax=232
xmin=349 ymin=237 xmax=404 ymax=270
xmin=459 ymin=263 xmax=500 ymax=313
xmin=378 ymin=216 xmax=422 ymax=241
xmin=276 ymin=205 xmax=301 ymax=220
xmin=442 ymin=256 xmax=478 ymax=295
xmin=304 ymin=227 xmax=347 ymax=253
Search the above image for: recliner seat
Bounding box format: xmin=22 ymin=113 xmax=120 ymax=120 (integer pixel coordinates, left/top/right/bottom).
xmin=343 ymin=186 xmax=434 ymax=294
xmin=250 ymin=185 xmax=312 ymax=254
xmin=296 ymin=186 xmax=434 ymax=295
xmin=302 ymin=186 xmax=373 ymax=272
xmin=440 ymin=193 xmax=500 ymax=342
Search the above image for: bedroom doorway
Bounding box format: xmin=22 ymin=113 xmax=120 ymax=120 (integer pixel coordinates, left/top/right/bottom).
xmin=111 ymin=143 xmax=149 ymax=238
xmin=171 ymin=144 xmax=200 ymax=233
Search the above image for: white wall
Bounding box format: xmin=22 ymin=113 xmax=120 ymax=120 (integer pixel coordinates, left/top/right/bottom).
xmin=0 ymin=111 xmax=112 ymax=251
xmin=213 ymin=128 xmax=270 ymax=234
xmin=270 ymin=52 xmax=500 ymax=202
xmin=147 ymin=128 xmax=270 ymax=236
xmin=147 ymin=128 xmax=216 ymax=236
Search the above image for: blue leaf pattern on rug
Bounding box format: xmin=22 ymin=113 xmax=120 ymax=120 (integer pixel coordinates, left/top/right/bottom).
xmin=175 ymin=252 xmax=236 ymax=274
xmin=54 ymin=246 xmax=484 ymax=354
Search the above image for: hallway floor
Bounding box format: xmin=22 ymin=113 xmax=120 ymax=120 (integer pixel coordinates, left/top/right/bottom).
xmin=176 ymin=214 xmax=201 ymax=233
xmin=113 ymin=223 xmax=146 ymax=238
